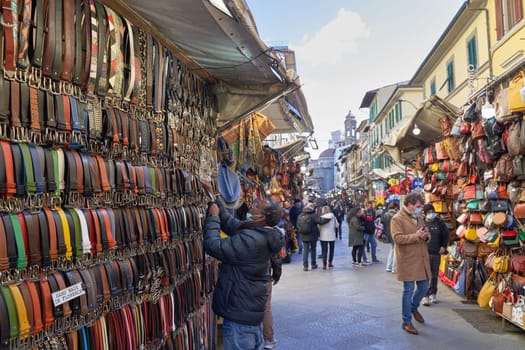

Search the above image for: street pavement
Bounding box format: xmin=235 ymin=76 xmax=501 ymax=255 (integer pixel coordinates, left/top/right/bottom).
xmin=266 ymin=220 xmax=525 ymax=350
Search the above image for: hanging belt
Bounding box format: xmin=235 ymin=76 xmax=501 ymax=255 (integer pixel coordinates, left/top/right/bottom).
xmin=0 ymin=286 xmax=19 ymax=343
xmin=61 ymin=0 xmax=75 ymax=84
xmin=0 ymin=218 xmax=8 ymax=273
xmin=42 ymin=207 xmax=58 ymax=267
xmin=23 ymin=212 xmax=41 ymax=269
xmin=37 ymin=210 xmax=51 ymax=269
xmin=9 ymin=213 xmax=28 ymax=270
xmin=73 ymin=208 xmax=92 ymax=256
xmin=93 ymin=0 xmax=108 ymax=97
xmin=2 ymin=0 xmax=18 ymax=79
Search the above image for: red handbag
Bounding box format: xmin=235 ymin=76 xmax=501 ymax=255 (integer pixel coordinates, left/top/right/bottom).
xmin=463 ymin=185 xmax=477 ymax=200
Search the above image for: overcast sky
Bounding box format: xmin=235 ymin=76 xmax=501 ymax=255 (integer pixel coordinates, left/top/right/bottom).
xmin=246 ymin=0 xmax=464 ymax=158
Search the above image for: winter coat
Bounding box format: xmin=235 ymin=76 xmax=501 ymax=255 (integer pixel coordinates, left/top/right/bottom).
xmin=203 ymin=206 xmax=282 ymax=326
xmin=299 ymin=206 xmax=330 ymax=242
xmin=319 ymin=213 xmax=337 ymax=241
xmin=381 ymin=209 xmax=397 ymax=244
xmin=390 ymin=207 xmax=431 ymax=282
xmin=347 ymin=208 xmax=364 ymax=247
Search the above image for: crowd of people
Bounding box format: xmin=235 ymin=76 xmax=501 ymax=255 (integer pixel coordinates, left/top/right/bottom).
xmin=203 ymin=192 xmax=449 ymax=349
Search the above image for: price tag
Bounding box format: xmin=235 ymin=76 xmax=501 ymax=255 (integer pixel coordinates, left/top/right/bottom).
xmin=51 ymin=282 xmax=85 ymax=307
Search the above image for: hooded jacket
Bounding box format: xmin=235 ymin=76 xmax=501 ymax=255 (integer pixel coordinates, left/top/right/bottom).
xmin=347 ymin=207 xmax=364 ymax=247
xmin=319 ymin=212 xmax=337 ymax=241
xmin=299 ymin=205 xmax=330 ymax=242
xmin=203 ymin=205 xmax=282 ymax=325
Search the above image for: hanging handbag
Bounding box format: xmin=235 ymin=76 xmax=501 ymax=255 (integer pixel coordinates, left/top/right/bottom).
xmin=464 ymin=226 xmax=478 ymax=241
xmin=460 ymin=120 xmax=472 ymax=135
xmin=463 ymin=102 xmax=479 ymax=122
xmin=439 ymin=115 xmax=452 ymax=136
xmin=478 ymin=272 xmax=497 ymax=309
xmin=493 ymin=254 xmax=510 ymax=273
xmin=508 ymin=71 xmax=525 ymax=112
xmin=471 ymin=119 xmax=486 ymax=140
xmin=503 ymin=297 xmax=514 ymax=319
xmin=491 ymin=200 xmax=509 ymax=212
xmin=511 ymin=296 xmax=525 ymax=326
xmin=435 ymin=141 xmax=449 ymax=160
xmin=494 ymin=154 xmax=515 ymax=182
xmin=502 ymin=230 xmax=519 ymax=246
xmin=462 ymin=240 xmax=479 ymax=256
xmin=513 ymin=202 xmax=525 ymax=219
xmin=470 ymin=213 xmax=483 ymax=225
xmin=493 ymin=212 xmax=508 ymax=226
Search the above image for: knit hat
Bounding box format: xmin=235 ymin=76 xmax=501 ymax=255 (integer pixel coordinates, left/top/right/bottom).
xmin=423 ymin=203 xmax=435 ymax=214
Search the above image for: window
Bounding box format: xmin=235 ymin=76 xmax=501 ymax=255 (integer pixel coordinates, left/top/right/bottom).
xmin=430 ymin=78 xmax=436 ymax=96
xmin=467 ymin=35 xmax=477 ymax=70
xmin=496 ymin=0 xmax=523 ymax=40
xmin=395 ymin=104 xmax=400 ymax=123
xmin=446 ymin=60 xmax=455 ymax=93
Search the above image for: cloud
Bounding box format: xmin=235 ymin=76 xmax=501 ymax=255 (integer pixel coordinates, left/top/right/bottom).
xmin=291 ymin=8 xmax=370 ymax=66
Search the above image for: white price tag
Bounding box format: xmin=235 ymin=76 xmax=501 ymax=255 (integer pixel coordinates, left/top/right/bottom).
xmin=51 ymin=282 xmax=85 ymax=307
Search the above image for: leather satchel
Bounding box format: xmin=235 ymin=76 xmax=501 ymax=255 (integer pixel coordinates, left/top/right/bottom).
xmin=471 ymin=119 xmax=486 ymax=140
xmin=470 ymin=213 xmax=483 ymax=225
xmin=508 ymin=71 xmax=525 ymax=113
xmin=513 ymin=202 xmax=525 ymax=219
xmin=511 ymin=254 xmax=525 ymax=274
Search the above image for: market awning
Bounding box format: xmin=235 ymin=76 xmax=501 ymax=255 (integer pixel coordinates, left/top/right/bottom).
xmin=383 ymin=95 xmax=458 ymax=164
xmin=273 ymin=139 xmax=307 ymax=160
xmin=371 ymin=168 xmax=405 ymax=180
xmin=105 ymin=0 xmax=314 ymax=133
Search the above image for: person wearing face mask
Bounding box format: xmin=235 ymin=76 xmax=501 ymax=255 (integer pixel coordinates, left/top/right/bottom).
xmin=421 ymin=204 xmax=449 ymax=306
xmin=390 ymin=193 xmax=431 ymax=335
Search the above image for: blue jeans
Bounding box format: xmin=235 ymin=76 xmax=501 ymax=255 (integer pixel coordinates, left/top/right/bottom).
xmin=303 ymin=241 xmax=317 ymax=267
xmin=363 ymin=233 xmax=378 ymax=261
xmin=402 ymin=280 xmax=429 ymax=324
xmin=223 ymin=319 xmax=264 ymax=350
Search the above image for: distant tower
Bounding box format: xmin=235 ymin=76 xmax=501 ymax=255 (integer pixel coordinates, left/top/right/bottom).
xmin=329 ymin=130 xmax=342 ymax=148
xmin=344 ymin=110 xmax=357 ymax=145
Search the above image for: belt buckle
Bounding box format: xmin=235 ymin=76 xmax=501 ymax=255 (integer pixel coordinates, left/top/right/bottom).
xmin=28 ymin=67 xmax=41 ymax=88
xmin=15 ymin=68 xmax=28 ymax=83
xmin=30 ymin=130 xmax=43 ymax=144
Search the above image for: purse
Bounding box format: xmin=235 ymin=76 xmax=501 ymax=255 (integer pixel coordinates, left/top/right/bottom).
xmin=469 ymin=213 xmax=483 ymax=225
xmin=514 ymin=202 xmax=525 ymax=219
xmin=508 ymin=71 xmax=525 ymax=112
xmin=491 ymin=200 xmax=509 ymax=212
xmin=462 ymin=240 xmax=478 ymax=257
xmin=478 ymin=272 xmax=497 ymax=309
xmin=511 ymin=253 xmax=525 ymax=274
xmin=502 ymin=230 xmax=519 ymax=246
xmin=464 ymin=226 xmax=478 ymax=241
xmin=493 ymin=254 xmax=509 ymax=273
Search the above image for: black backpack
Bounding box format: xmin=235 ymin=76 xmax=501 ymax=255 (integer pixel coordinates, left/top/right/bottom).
xmin=296 ymin=213 xmax=312 ymax=234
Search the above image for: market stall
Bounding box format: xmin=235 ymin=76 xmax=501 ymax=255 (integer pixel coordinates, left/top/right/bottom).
xmin=392 ymin=91 xmax=525 ymax=329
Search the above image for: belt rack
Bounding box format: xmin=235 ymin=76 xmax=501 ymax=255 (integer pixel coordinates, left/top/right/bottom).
xmin=0 ymin=0 xmax=219 ymax=349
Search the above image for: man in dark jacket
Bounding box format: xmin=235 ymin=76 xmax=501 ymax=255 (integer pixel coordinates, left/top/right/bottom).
xmin=297 ymin=203 xmax=330 ymax=271
xmin=204 ymin=199 xmax=283 ymax=350
xmin=421 ymin=204 xmax=449 ymax=306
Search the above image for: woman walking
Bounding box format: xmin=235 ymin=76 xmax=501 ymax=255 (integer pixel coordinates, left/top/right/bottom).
xmin=347 ymin=207 xmax=365 ymax=266
xmin=319 ymin=206 xmax=337 ymax=269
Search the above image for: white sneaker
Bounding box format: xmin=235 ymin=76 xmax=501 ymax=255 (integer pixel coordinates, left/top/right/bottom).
xmin=264 ymin=339 xmax=277 ymax=349
xmin=422 ymin=297 xmax=430 ymax=306
xmin=430 ymin=294 xmax=438 ymax=304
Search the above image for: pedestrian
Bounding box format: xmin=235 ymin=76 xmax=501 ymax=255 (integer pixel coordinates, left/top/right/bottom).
xmin=347 ymin=207 xmax=365 ymax=266
xmin=296 ymin=202 xmax=330 ymax=271
xmin=204 ymin=199 xmax=284 ymax=349
xmin=332 ymin=199 xmax=345 ymax=239
xmin=318 ymin=206 xmax=337 ymax=269
xmin=390 ymin=192 xmax=431 ymax=335
xmin=288 ymin=199 xmax=303 ymax=254
xmin=263 ymin=240 xmax=283 ymax=349
xmin=382 ymin=202 xmax=399 ymax=273
xmin=360 ymin=202 xmax=379 ymax=263
xmin=421 ymin=204 xmax=449 ymax=306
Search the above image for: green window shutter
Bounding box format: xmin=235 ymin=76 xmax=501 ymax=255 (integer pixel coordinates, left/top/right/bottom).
xmin=468 ymin=37 xmax=477 ymax=69
xmin=447 ymin=61 xmax=455 ymax=93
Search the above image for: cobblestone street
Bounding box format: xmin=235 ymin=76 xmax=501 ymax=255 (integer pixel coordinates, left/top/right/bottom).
xmin=265 ymin=221 xmax=525 ymax=350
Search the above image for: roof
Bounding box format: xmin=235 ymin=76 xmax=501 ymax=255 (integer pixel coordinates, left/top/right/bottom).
xmin=359 ymin=89 xmax=378 ymax=108
xmin=105 ymin=0 xmax=314 ymax=133
xmin=319 ymin=148 xmax=335 ymax=158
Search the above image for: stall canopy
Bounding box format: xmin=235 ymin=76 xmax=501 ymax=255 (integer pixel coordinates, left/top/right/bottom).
xmin=273 ymin=139 xmax=307 ymax=160
xmin=383 ymin=95 xmax=458 ymax=164
xmin=105 ymin=0 xmax=314 ymax=134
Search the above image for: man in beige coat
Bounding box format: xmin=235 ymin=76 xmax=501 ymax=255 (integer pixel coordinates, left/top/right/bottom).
xmin=391 ymin=193 xmax=431 ymax=335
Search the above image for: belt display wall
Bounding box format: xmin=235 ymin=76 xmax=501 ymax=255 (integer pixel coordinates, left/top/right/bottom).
xmin=0 ymin=0 xmax=220 ymax=349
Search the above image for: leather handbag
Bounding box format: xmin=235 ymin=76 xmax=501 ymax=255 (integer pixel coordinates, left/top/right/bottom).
xmin=439 ymin=116 xmax=452 ymax=136
xmin=513 ymin=202 xmax=525 ymax=219
xmin=502 ymin=230 xmax=519 ymax=246
xmin=493 ymin=292 xmax=506 ymax=314
xmin=463 ymin=185 xmax=477 ymax=200
xmin=503 ymin=298 xmax=514 ymax=319
xmin=456 ymin=213 xmax=468 ymax=225
xmin=478 ymin=272 xmax=497 ymax=309
xmin=470 ymin=213 xmax=483 ymax=225
xmin=491 ymin=200 xmax=509 ymax=212
xmin=493 ymin=254 xmax=510 ymax=273
xmin=435 ymin=141 xmax=449 ymax=160
xmin=508 ymin=71 xmax=525 ymax=112
xmin=471 ymin=119 xmax=486 ymax=140
xmin=462 ymin=240 xmax=479 ymax=257
xmin=511 ymin=254 xmax=525 ymax=274
xmin=464 ymin=226 xmax=478 ymax=241
xmin=495 ymin=154 xmax=515 ymax=182
xmin=493 ymin=212 xmax=508 ymax=226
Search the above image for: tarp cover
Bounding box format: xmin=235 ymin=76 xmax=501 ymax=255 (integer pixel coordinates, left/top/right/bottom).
xmin=384 ymin=95 xmax=458 ymax=164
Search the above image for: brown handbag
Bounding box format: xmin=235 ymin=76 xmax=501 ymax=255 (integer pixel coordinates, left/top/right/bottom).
xmin=469 ymin=213 xmax=483 ymax=225
xmin=440 ymin=115 xmax=452 ymax=136
xmin=514 ymin=203 xmax=525 ymax=219
xmin=471 ymin=119 xmax=486 ymax=140
xmin=495 ymin=154 xmax=515 ymax=182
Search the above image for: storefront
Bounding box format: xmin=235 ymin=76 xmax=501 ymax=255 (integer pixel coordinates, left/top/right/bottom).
xmin=386 ymin=90 xmax=525 ymax=330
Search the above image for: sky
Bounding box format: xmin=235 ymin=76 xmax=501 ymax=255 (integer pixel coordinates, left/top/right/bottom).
xmin=245 ymin=0 xmax=465 ymax=158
